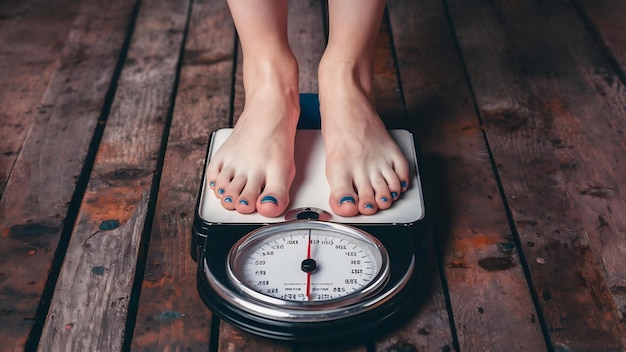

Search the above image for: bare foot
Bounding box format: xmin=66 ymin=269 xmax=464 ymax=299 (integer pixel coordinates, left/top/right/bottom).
xmin=205 ymin=59 xmax=300 ymax=217
xmin=319 ymin=60 xmax=409 ymax=216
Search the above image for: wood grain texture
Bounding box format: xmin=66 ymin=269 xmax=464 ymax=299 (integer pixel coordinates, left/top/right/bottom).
xmin=5 ymin=0 xmax=624 ymax=350
xmin=0 ymin=0 xmax=78 ymax=197
xmin=37 ymin=0 xmax=188 ymax=350
xmin=373 ymin=15 xmax=405 ymax=129
xmin=288 ymin=0 xmax=326 ymax=94
xmin=218 ymin=323 xmax=292 ymax=352
xmin=297 ymin=342 xmax=367 ymax=352
xmin=577 ymin=0 xmax=626 ymax=320
xmin=0 ymin=0 xmax=135 ymax=349
xmin=575 ymin=0 xmax=626 ymax=73
xmin=448 ymin=0 xmax=626 ymax=349
xmin=130 ymin=0 xmax=236 ymax=349
xmin=385 ymin=0 xmax=547 ymax=350
xmin=374 ymin=3 xmax=454 ymax=350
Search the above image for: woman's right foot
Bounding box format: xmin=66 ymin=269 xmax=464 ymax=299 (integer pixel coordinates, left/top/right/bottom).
xmin=205 ymin=57 xmax=300 ymax=218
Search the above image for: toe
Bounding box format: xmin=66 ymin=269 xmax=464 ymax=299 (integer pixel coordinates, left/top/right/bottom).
xmin=256 ymin=192 xmax=288 ymax=217
xmin=329 ymin=188 xmax=359 ymax=217
xmin=372 ymin=174 xmax=392 ymax=210
xmin=256 ymin=169 xmax=294 ymax=218
xmin=235 ymin=197 xmax=255 ymax=214
xmin=205 ymin=160 xmax=223 ymax=191
xmin=222 ymin=175 xmax=246 ymax=210
xmin=382 ymin=167 xmax=402 ymax=198
xmin=327 ymin=166 xmax=360 ymax=216
xmin=392 ymin=156 xmax=411 ymax=192
xmin=256 ymin=165 xmax=296 ymax=217
xmin=378 ymin=193 xmax=392 ymax=209
xmin=221 ymin=195 xmax=235 ymax=209
xmin=214 ymin=168 xmax=234 ymax=199
xmin=354 ymin=179 xmax=377 ymax=216
xmin=236 ymin=176 xmax=263 ymax=214
xmin=360 ymin=199 xmax=377 ymax=215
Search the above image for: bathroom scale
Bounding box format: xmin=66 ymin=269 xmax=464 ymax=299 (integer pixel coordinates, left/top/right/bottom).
xmin=191 ymin=127 xmax=428 ymax=342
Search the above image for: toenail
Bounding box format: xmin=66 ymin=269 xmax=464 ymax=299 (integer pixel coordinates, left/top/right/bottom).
xmin=364 ymin=203 xmax=374 ymax=209
xmin=391 ymin=192 xmax=398 ymax=200
xmin=209 ymin=181 xmax=215 ymax=188
xmin=239 ymin=199 xmax=249 ymax=206
xmin=224 ymin=197 xmax=233 ymax=203
xmin=260 ymin=195 xmax=278 ymax=205
xmin=218 ymin=188 xmax=224 ymax=195
xmin=381 ymin=196 xmax=388 ymax=202
xmin=339 ymin=196 xmax=356 ymax=205
xmin=401 ymin=181 xmax=407 ymax=188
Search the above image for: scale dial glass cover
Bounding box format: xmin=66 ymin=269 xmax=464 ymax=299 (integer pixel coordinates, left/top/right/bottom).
xmin=227 ymin=221 xmax=390 ymax=310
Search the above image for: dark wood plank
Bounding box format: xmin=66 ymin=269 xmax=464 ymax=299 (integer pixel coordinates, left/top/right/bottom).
xmin=218 ymin=323 xmax=293 ymax=352
xmin=575 ymin=0 xmax=626 ymax=75
xmin=448 ymin=0 xmax=626 ymax=349
xmin=37 ymin=0 xmax=189 ymax=350
xmin=298 ymin=342 xmax=365 ymax=352
xmin=373 ymin=14 xmax=405 ymax=129
xmin=576 ymin=0 xmax=626 ymax=319
xmin=0 ymin=0 xmax=79 ymax=196
xmin=383 ymin=0 xmax=546 ymax=350
xmin=374 ymin=5 xmax=455 ymax=351
xmin=130 ymin=0 xmax=235 ymax=349
xmin=0 ymin=0 xmax=135 ymax=349
xmin=289 ymin=0 xmax=326 ymax=94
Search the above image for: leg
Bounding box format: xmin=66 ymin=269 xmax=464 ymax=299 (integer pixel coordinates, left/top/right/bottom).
xmin=319 ymin=0 xmax=410 ymax=216
xmin=205 ymin=0 xmax=300 ymax=217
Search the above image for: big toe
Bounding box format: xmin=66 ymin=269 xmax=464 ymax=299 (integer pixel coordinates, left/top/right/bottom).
xmin=256 ymin=190 xmax=289 ymax=217
xmin=329 ymin=185 xmax=360 ymax=217
xmin=255 ymin=169 xmax=293 ymax=217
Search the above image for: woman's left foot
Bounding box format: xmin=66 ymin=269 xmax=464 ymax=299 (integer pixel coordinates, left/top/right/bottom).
xmin=319 ymin=59 xmax=409 ymax=217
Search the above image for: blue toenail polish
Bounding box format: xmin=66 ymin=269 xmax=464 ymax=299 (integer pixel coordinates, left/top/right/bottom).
xmin=261 ymin=195 xmax=278 ymax=205
xmin=224 ymin=197 xmax=233 ymax=203
xmin=209 ymin=181 xmax=215 ymax=188
xmin=364 ymin=203 xmax=374 ymax=209
xmin=339 ymin=196 xmax=356 ymax=205
xmin=401 ymin=181 xmax=407 ymax=188
xmin=218 ymin=188 xmax=224 ymax=195
xmin=391 ymin=192 xmax=398 ymax=200
xmin=381 ymin=196 xmax=388 ymax=202
xmin=239 ymin=199 xmax=249 ymax=206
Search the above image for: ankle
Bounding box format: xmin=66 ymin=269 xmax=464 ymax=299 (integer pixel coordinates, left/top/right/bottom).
xmin=244 ymin=52 xmax=299 ymax=88
xmin=240 ymin=55 xmax=300 ymax=124
xmin=318 ymin=56 xmax=373 ymax=97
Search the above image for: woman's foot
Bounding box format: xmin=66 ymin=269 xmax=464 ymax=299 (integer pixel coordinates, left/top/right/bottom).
xmin=205 ymin=58 xmax=300 ymax=217
xmin=319 ymin=59 xmax=409 ymax=217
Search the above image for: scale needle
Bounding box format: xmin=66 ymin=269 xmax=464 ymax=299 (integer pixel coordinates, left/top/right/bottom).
xmin=306 ymin=232 xmax=312 ymax=300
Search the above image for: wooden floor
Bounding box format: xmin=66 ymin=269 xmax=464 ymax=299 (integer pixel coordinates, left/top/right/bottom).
xmin=2 ymin=0 xmax=626 ymax=350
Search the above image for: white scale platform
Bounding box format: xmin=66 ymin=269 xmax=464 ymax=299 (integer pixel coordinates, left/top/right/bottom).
xmin=198 ymin=128 xmax=425 ymax=224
